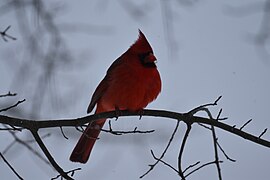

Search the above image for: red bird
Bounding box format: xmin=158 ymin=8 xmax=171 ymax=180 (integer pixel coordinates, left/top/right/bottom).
xmin=70 ymin=30 xmax=161 ymax=163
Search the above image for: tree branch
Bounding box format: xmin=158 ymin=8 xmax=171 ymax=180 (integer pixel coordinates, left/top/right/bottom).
xmin=0 ymin=25 xmax=17 ymax=42
xmin=3 ymin=125 xmax=50 ymax=165
xmin=31 ymin=130 xmax=73 ymax=180
xmin=178 ymin=123 xmax=191 ymax=179
xmin=211 ymin=126 xmax=222 ymax=180
xmin=0 ymin=152 xmax=23 ymax=180
xmin=0 ymin=91 xmax=17 ymax=98
xmin=150 ymin=150 xmax=180 ymax=174
xmin=0 ymin=99 xmax=26 ymax=113
xmin=0 ymin=109 xmax=269 ymax=148
xmin=0 ymin=106 xmax=269 ymax=179
xmin=101 ymin=120 xmax=155 ymax=135
xmin=184 ymin=160 xmax=223 ymax=178
xmin=140 ymin=120 xmax=180 ymax=178
xmin=211 ymin=110 xmax=223 ymax=180
xmin=216 ymin=141 xmax=236 ymax=162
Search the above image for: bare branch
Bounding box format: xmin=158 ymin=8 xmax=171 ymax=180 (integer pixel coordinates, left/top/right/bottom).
xmin=211 ymin=127 xmax=222 ymax=180
xmin=0 ymin=92 xmax=17 ymax=98
xmin=259 ymin=128 xmax=268 ymax=138
xmin=0 ymin=126 xmax=23 ymax=131
xmin=211 ymin=109 xmax=223 ymax=180
xmin=101 ymin=120 xmax=155 ymax=135
xmin=0 ymin=109 xmax=269 ymax=148
xmin=2 ymin=141 xmax=16 ymax=155
xmin=0 ymin=25 xmax=17 ymax=42
xmin=216 ymin=141 xmax=236 ymax=162
xmin=60 ymin=126 xmax=68 ymax=139
xmin=150 ymin=150 xmax=179 ymax=174
xmin=0 ymin=152 xmax=23 ymax=180
xmin=188 ymin=96 xmax=222 ymax=115
xmin=52 ymin=168 xmax=82 ymax=180
xmin=178 ymin=123 xmax=191 ymax=179
xmin=186 ymin=101 xmax=227 ymax=179
xmin=31 ymin=130 xmax=73 ymax=180
xmin=0 ymin=99 xmax=26 ymax=113
xmin=240 ymin=119 xmax=252 ymax=130
xmin=184 ymin=160 xmax=223 ymax=178
xmin=0 ymin=97 xmax=268 ymax=179
xmin=140 ymin=120 xmax=180 ymax=178
xmin=75 ymin=126 xmax=85 ymax=133
xmin=101 ymin=127 xmax=155 ymax=135
xmin=4 ymin=127 xmax=50 ymax=165
xmin=183 ymin=161 xmax=200 ymax=174
xmin=216 ymin=109 xmax=223 ymax=121
xmin=197 ymin=123 xmax=212 ymax=130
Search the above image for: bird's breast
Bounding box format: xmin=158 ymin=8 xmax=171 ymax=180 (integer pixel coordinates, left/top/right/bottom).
xmin=99 ymin=62 xmax=161 ymax=112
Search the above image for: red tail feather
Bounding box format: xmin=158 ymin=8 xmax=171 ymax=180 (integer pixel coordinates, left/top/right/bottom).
xmin=69 ymin=119 xmax=106 ymax=163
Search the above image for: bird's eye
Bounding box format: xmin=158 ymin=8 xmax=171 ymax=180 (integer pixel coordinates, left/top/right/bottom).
xmin=138 ymin=52 xmax=150 ymax=63
xmin=138 ymin=52 xmax=156 ymax=68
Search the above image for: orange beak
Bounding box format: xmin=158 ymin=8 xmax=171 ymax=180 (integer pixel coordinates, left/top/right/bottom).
xmin=147 ymin=53 xmax=157 ymax=63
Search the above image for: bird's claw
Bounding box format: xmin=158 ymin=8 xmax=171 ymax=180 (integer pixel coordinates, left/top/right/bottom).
xmin=138 ymin=109 xmax=144 ymax=120
xmin=115 ymin=106 xmax=121 ymax=121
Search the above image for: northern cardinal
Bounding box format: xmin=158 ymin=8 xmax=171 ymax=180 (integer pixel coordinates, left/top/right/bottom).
xmin=70 ymin=30 xmax=161 ymax=163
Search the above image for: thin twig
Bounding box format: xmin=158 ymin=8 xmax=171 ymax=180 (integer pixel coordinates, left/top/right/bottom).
xmin=182 ymin=161 xmax=200 ymax=174
xmin=178 ymin=123 xmax=192 ymax=179
xmin=5 ymin=127 xmax=50 ymax=165
xmin=60 ymin=126 xmax=68 ymax=139
xmin=187 ymin=99 xmax=224 ymax=179
xmin=102 ymin=120 xmax=155 ymax=135
xmin=0 ymin=99 xmax=26 ymax=113
xmin=101 ymin=128 xmax=155 ymax=135
xmin=197 ymin=123 xmax=211 ymax=130
xmin=0 ymin=152 xmax=23 ymax=180
xmin=211 ymin=111 xmax=222 ymax=180
xmin=188 ymin=96 xmax=222 ymax=115
xmin=75 ymin=126 xmax=85 ymax=133
xmin=211 ymin=126 xmax=222 ymax=180
xmin=0 ymin=127 xmax=23 ymax=131
xmin=240 ymin=119 xmax=252 ymax=130
xmin=259 ymin=128 xmax=268 ymax=138
xmin=0 ymin=25 xmax=17 ymax=42
xmin=150 ymin=150 xmax=179 ymax=174
xmin=216 ymin=109 xmax=223 ymax=121
xmin=52 ymin=168 xmax=82 ymax=180
xmin=216 ymin=141 xmax=236 ymax=162
xmin=184 ymin=160 xmax=223 ymax=178
xmin=2 ymin=141 xmax=16 ymax=155
xmin=0 ymin=91 xmax=17 ymax=98
xmin=31 ymin=130 xmax=73 ymax=180
xmin=140 ymin=120 xmax=180 ymax=178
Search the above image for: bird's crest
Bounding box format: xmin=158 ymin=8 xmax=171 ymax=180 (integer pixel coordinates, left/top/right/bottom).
xmin=129 ymin=30 xmax=153 ymax=54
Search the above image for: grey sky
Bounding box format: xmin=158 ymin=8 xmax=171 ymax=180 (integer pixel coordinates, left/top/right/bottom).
xmin=1 ymin=0 xmax=269 ymax=179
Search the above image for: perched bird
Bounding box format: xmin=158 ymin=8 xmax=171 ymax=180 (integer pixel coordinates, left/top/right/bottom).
xmin=70 ymin=30 xmax=161 ymax=163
